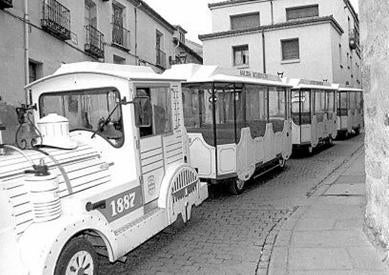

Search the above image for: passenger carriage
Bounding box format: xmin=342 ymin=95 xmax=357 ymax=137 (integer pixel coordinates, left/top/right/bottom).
xmin=335 ymin=86 xmax=363 ymax=137
xmin=0 ymin=62 xmax=208 ymax=275
xmin=163 ymin=64 xmax=293 ymax=194
xmin=290 ymin=79 xmax=338 ymax=153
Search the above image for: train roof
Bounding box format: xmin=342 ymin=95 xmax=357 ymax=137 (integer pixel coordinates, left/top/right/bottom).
xmin=288 ymin=78 xmax=338 ymax=91
xmin=337 ymin=86 xmax=363 ymax=92
xmin=163 ymin=64 xmax=292 ymax=88
xmin=25 ymin=62 xmax=184 ymax=89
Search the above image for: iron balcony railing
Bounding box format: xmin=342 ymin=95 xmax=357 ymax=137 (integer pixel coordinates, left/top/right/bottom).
xmin=85 ymin=25 xmax=104 ymax=59
xmin=0 ymin=0 xmax=13 ymax=9
xmin=156 ymin=48 xmax=166 ymax=68
xmin=111 ymin=18 xmax=130 ymax=50
xmin=41 ymin=0 xmax=71 ymax=40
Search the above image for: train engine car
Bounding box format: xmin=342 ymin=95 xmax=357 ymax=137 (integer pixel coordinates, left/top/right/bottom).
xmin=0 ymin=62 xmax=208 ymax=275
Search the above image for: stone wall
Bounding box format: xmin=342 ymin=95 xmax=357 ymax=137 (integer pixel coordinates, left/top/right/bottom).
xmin=362 ymin=1 xmax=389 ymax=249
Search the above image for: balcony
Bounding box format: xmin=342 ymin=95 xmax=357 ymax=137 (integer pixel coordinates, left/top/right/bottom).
xmin=156 ymin=48 xmax=166 ymax=68
xmin=111 ymin=20 xmax=130 ymax=50
xmin=41 ymin=0 xmax=71 ymax=40
xmin=85 ymin=25 xmax=104 ymax=59
xmin=0 ymin=0 xmax=12 ymax=9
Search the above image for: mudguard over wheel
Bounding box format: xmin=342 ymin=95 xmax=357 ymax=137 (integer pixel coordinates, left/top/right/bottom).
xmin=54 ymin=237 xmax=98 ymax=275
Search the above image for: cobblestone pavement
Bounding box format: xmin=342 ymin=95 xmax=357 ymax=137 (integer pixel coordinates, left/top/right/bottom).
xmin=100 ymin=135 xmax=363 ymax=274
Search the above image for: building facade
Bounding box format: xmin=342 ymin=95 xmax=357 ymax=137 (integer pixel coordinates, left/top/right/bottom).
xmin=171 ymin=25 xmax=203 ymax=65
xmin=199 ymin=0 xmax=361 ymax=88
xmin=0 ymin=0 xmax=180 ymax=106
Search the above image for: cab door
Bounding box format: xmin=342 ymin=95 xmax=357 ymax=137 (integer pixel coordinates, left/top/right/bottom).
xmin=135 ymin=85 xmax=172 ymax=205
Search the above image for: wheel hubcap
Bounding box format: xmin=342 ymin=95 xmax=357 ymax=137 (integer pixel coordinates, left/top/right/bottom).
xmin=236 ymin=179 xmax=245 ymax=190
xmin=66 ymin=251 xmax=94 ymax=275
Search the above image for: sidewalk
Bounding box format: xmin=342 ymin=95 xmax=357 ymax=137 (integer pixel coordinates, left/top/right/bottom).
xmin=268 ymin=150 xmax=389 ymax=275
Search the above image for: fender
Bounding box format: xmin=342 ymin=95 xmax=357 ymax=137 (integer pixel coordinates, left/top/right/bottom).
xmin=18 ymin=210 xmax=117 ymax=275
xmin=158 ymin=163 xmax=199 ymax=223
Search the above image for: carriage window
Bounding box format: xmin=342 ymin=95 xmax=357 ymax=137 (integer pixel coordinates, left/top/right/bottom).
xmin=269 ymin=87 xmax=286 ymax=132
xmin=349 ymin=92 xmax=356 ymax=110
xmin=137 ymin=87 xmax=172 ymax=137
xmin=292 ymin=90 xmax=311 ymax=125
xmin=338 ymin=92 xmax=348 ymax=116
xmin=356 ymin=92 xmax=363 ymax=109
xmin=39 ymin=88 xmax=124 ymax=147
xmin=327 ymin=91 xmax=335 ymax=112
xmin=245 ymin=85 xmax=268 ymax=138
xmin=182 ymin=84 xmax=215 ymax=145
xmin=314 ymin=90 xmax=325 ymax=122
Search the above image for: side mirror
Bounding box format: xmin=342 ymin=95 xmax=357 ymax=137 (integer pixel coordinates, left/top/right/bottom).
xmin=134 ymin=96 xmax=152 ymax=128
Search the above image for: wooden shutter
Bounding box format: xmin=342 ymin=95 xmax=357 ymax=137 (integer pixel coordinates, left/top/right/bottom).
xmin=231 ymin=12 xmax=260 ymax=30
xmin=282 ymin=39 xmax=299 ymax=60
xmin=286 ymin=5 xmax=318 ymax=21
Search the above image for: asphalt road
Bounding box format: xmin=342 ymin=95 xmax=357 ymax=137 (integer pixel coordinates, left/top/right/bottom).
xmin=99 ymin=134 xmax=364 ymax=275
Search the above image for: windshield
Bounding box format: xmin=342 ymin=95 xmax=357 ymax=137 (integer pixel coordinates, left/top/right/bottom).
xmin=39 ymin=88 xmax=123 ymax=147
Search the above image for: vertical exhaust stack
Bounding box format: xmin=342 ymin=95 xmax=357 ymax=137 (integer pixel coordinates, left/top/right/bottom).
xmin=26 ymin=159 xmax=62 ymax=223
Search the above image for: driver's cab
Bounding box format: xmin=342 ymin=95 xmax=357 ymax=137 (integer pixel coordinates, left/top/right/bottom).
xmin=28 ymin=62 xmax=193 ymax=213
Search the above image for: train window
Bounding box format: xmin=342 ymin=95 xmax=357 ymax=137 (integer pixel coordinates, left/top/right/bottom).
xmin=215 ymin=84 xmax=237 ymax=145
xmin=338 ymin=92 xmax=348 ymax=116
xmin=182 ymin=84 xmax=215 ymax=146
xmin=291 ymin=90 xmax=311 ymax=125
xmin=356 ymin=92 xmax=363 ymax=109
xmin=137 ymin=87 xmax=172 ymax=137
xmin=314 ymin=90 xmax=325 ymax=122
xmin=246 ymin=85 xmax=268 ymax=138
xmin=39 ymin=88 xmax=124 ymax=147
xmin=327 ymin=91 xmax=335 ymax=112
xmin=269 ymin=87 xmax=286 ymax=132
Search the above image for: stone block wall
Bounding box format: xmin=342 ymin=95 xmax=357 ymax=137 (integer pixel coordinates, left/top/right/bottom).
xmin=362 ymin=1 xmax=389 ymax=249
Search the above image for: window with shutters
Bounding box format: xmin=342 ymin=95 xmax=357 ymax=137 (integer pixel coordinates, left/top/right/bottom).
xmin=286 ymin=5 xmax=318 ymax=21
xmin=230 ymin=12 xmax=260 ymax=30
xmin=233 ymin=45 xmax=249 ymax=66
xmin=281 ymin=39 xmax=299 ymax=61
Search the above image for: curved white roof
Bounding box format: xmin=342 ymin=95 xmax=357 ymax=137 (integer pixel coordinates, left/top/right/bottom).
xmin=163 ymin=64 xmax=292 ymax=88
xmin=288 ymin=78 xmax=338 ymax=91
xmin=25 ymin=62 xmax=184 ymax=88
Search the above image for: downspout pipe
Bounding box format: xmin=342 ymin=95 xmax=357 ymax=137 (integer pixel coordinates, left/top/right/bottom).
xmin=135 ymin=2 xmax=142 ymax=64
xmin=262 ymin=29 xmax=266 ymax=74
xmin=270 ymin=0 xmax=274 ymax=25
xmin=24 ymin=0 xmax=29 ymax=104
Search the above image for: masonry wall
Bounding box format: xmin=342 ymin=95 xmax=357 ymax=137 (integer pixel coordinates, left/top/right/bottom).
xmin=362 ymin=0 xmax=389 ymax=249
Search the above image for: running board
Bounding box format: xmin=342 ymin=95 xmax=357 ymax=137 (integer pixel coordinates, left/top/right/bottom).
xmin=253 ymin=163 xmax=280 ymax=180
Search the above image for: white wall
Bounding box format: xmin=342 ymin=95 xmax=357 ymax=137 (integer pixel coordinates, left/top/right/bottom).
xmin=203 ymin=33 xmax=264 ymax=72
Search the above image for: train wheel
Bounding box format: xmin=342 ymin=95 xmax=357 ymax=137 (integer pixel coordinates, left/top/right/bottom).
xmin=279 ymin=158 xmax=286 ymax=168
xmin=328 ymin=136 xmax=334 ymax=145
xmin=229 ymin=178 xmax=245 ymax=195
xmin=54 ymin=237 xmax=98 ymax=275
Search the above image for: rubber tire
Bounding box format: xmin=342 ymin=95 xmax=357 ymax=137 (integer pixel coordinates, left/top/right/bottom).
xmin=279 ymin=158 xmax=286 ymax=169
xmin=229 ymin=178 xmax=245 ymax=195
xmin=54 ymin=237 xmax=98 ymax=275
xmin=355 ymin=127 xmax=360 ymax=135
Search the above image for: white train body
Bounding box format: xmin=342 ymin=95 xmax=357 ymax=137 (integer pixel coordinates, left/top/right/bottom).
xmin=0 ymin=62 xmax=207 ymax=275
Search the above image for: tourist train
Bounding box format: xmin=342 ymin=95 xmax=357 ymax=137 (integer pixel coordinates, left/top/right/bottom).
xmin=0 ymin=62 xmax=362 ymax=275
